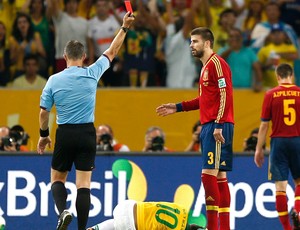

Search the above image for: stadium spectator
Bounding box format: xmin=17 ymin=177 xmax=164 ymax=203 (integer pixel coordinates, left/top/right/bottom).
xmin=37 ymin=12 xmax=134 ymax=230
xmin=96 ymin=124 xmax=130 ymax=152
xmin=77 ymin=0 xmax=94 ymax=19
xmin=0 ymin=21 xmax=10 ymax=86
xmin=0 ymin=0 xmax=17 ymax=37
xmin=242 ymin=0 xmax=266 ymax=46
xmin=142 ymin=126 xmax=171 ymax=152
xmin=164 ymin=0 xmax=199 ymax=88
xmin=279 ymin=0 xmax=300 ymax=39
xmin=87 ymin=199 xmax=207 ymax=230
xmin=21 ymin=0 xmax=54 ymax=78
xmin=254 ymin=63 xmax=300 ymax=230
xmin=122 ymin=0 xmax=163 ymax=87
xmin=87 ymin=0 xmax=122 ymax=87
xmin=10 ymin=54 xmax=47 ymax=89
xmin=213 ymin=8 xmax=237 ymax=53
xmin=9 ymin=12 xmax=46 ymax=79
xmin=208 ymin=0 xmax=227 ymax=37
xmin=257 ymin=28 xmax=298 ymax=88
xmin=46 ymin=0 xmax=90 ymax=73
xmin=184 ymin=120 xmax=202 ymax=152
xmin=192 ymin=0 xmax=212 ymax=29
xmin=156 ymin=27 xmax=234 ymax=230
xmin=250 ymin=2 xmax=300 ymax=53
xmin=219 ymin=27 xmax=263 ymax=91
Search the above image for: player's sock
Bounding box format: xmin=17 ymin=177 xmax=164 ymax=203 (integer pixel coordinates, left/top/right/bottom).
xmin=218 ymin=178 xmax=230 ymax=230
xmin=276 ymin=191 xmax=292 ymax=230
xmin=294 ymin=185 xmax=300 ymax=213
xmin=89 ymin=219 xmax=114 ymax=230
xmin=201 ymin=173 xmax=220 ymax=230
xmin=76 ymin=188 xmax=91 ymax=230
xmin=51 ymin=181 xmax=67 ymax=214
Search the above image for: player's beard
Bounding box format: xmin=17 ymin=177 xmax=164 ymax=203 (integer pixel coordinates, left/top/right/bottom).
xmin=192 ymin=49 xmax=204 ymax=58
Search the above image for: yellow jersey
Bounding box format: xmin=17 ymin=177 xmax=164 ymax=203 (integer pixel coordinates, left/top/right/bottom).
xmin=137 ymin=202 xmax=188 ymax=230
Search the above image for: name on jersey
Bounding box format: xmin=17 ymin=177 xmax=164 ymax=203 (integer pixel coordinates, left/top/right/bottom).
xmin=273 ymin=90 xmax=300 ymax=98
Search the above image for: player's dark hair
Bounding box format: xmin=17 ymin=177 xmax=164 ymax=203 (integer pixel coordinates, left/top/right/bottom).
xmin=190 ymin=27 xmax=214 ymax=48
xmin=275 ymin=63 xmax=293 ymax=79
xmin=64 ymin=40 xmax=85 ymax=60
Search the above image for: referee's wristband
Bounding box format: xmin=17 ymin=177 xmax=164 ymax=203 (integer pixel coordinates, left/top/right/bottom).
xmin=40 ymin=128 xmax=49 ymax=137
xmin=121 ymin=26 xmax=129 ymax=33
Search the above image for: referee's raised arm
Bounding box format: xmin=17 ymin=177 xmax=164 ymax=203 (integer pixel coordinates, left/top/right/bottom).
xmin=103 ymin=11 xmax=135 ymax=62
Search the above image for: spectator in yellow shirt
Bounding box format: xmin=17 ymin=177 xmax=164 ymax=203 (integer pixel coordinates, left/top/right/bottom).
xmin=258 ymin=28 xmax=298 ymax=88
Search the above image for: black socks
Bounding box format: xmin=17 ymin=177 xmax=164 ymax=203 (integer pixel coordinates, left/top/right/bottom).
xmin=76 ymin=188 xmax=91 ymax=230
xmin=51 ymin=181 xmax=67 ymax=215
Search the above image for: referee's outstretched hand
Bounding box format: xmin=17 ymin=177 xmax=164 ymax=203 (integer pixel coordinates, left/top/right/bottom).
xmin=156 ymin=103 xmax=177 ymax=116
xmin=37 ymin=136 xmax=52 ymax=154
xmin=122 ymin=11 xmax=135 ymax=29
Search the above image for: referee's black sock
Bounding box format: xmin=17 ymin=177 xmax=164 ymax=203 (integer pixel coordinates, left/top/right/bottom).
xmin=51 ymin=181 xmax=68 ymax=215
xmin=76 ymin=188 xmax=91 ymax=230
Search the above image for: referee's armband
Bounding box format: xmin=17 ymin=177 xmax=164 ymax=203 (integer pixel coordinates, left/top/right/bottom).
xmin=175 ymin=103 xmax=183 ymax=112
xmin=214 ymin=123 xmax=224 ymax=129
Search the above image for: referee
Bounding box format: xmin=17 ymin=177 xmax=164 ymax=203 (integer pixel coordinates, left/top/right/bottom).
xmin=37 ymin=12 xmax=135 ymax=230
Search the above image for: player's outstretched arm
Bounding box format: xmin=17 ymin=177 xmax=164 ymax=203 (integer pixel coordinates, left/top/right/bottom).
xmin=156 ymin=103 xmax=177 ymax=116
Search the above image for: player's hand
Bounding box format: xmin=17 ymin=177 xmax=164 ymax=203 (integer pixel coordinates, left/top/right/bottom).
xmin=254 ymin=149 xmax=264 ymax=167
xmin=213 ymin=128 xmax=225 ymax=144
xmin=37 ymin=136 xmax=52 ymax=154
xmin=156 ymin=103 xmax=177 ymax=116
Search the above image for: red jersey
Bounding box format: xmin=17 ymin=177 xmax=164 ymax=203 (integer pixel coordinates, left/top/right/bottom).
xmin=261 ymin=83 xmax=300 ymax=137
xmin=182 ymin=53 xmax=234 ymax=125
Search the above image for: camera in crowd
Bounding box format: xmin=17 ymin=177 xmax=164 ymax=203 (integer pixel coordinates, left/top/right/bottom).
xmin=0 ymin=130 xmax=28 ymax=151
xmin=0 ymin=125 xmax=30 ymax=151
xmin=244 ymin=136 xmax=258 ymax=152
xmin=150 ymin=136 xmax=165 ymax=151
xmin=243 ymin=128 xmax=265 ymax=152
xmin=97 ymin=133 xmax=113 ymax=151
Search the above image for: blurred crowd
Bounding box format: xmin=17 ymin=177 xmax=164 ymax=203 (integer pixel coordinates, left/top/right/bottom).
xmin=0 ymin=0 xmax=299 ymax=89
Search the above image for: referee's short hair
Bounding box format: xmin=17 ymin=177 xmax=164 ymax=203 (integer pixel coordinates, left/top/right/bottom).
xmin=64 ymin=40 xmax=85 ymax=60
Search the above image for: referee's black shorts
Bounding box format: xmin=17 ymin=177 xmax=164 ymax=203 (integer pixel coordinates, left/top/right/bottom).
xmin=52 ymin=123 xmax=96 ymax=172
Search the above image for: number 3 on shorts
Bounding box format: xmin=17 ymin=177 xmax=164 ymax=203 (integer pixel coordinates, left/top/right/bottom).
xmin=208 ymin=152 xmax=214 ymax=165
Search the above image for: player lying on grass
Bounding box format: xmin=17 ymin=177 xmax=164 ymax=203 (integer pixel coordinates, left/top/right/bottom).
xmin=87 ymin=200 xmax=207 ymax=230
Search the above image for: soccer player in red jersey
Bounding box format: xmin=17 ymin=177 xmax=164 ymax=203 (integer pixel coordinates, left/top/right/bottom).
xmin=255 ymin=63 xmax=300 ymax=230
xmin=156 ymin=27 xmax=234 ymax=230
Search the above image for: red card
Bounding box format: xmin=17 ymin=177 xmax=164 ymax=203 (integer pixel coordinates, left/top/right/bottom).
xmin=124 ymin=0 xmax=133 ymax=13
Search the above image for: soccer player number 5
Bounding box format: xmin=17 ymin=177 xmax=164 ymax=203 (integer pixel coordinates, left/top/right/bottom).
xmin=283 ymin=99 xmax=296 ymax=126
